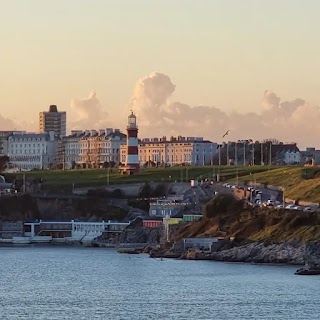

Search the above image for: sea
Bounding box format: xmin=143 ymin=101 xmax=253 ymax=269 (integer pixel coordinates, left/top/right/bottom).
xmin=0 ymin=246 xmax=319 ymax=320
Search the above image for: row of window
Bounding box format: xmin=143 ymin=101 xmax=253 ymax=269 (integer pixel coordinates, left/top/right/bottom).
xmin=10 ymin=149 xmax=46 ymax=155
xmin=11 ymin=138 xmax=45 ymax=142
xmin=10 ymin=143 xmax=46 ymax=148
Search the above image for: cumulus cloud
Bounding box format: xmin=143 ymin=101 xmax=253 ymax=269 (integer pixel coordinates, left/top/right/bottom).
xmin=0 ymin=114 xmax=19 ymax=130
xmin=69 ymin=91 xmax=116 ymax=130
xmin=127 ymin=71 xmax=320 ymax=148
xmin=0 ymin=113 xmax=36 ymax=132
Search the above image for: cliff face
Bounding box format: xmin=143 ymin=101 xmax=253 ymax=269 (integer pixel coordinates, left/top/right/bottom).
xmin=0 ymin=195 xmax=128 ymax=221
xmin=295 ymin=242 xmax=320 ymax=275
xmin=0 ymin=195 xmax=39 ymax=220
xmin=174 ymin=207 xmax=320 ymax=243
xmin=119 ymin=219 xmax=161 ymax=244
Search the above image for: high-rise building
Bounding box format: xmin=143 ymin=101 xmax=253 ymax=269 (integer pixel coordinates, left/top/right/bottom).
xmin=39 ymin=105 xmax=66 ymax=137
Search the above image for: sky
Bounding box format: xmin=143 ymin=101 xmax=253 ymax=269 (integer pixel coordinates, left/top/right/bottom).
xmin=1 ymin=0 xmax=320 ymax=148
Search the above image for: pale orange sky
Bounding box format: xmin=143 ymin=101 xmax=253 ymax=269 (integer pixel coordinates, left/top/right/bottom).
xmin=1 ymin=0 xmax=320 ymax=147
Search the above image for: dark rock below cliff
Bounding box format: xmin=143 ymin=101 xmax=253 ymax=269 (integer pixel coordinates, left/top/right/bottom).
xmin=295 ymin=242 xmax=320 ymax=275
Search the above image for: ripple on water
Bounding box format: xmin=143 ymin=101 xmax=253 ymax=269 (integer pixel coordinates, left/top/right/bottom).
xmin=0 ymin=246 xmax=319 ymax=320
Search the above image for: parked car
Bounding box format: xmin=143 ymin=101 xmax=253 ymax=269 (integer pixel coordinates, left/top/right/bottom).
xmin=285 ymin=204 xmax=295 ymax=210
xmin=292 ymin=205 xmax=302 ymax=210
xmin=276 ymin=204 xmax=284 ymax=209
xmin=303 ymin=207 xmax=315 ymax=212
xmin=267 ymin=200 xmax=275 ymax=206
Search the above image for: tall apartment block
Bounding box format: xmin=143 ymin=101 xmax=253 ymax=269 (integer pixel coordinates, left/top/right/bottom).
xmin=39 ymin=105 xmax=66 ymax=137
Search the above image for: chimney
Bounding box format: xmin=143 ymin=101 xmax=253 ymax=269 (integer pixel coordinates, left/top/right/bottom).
xmin=49 ymin=105 xmax=58 ymax=113
xmin=90 ymin=130 xmax=97 ymax=136
xmin=106 ymin=128 xmax=113 ymax=135
xmin=99 ymin=129 xmax=105 ymax=136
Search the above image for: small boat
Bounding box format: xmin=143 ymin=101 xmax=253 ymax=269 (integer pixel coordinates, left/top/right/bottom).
xmin=117 ymin=248 xmax=140 ymax=254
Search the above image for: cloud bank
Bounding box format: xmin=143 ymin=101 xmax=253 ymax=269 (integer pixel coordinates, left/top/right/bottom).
xmin=69 ymin=91 xmax=116 ymax=130
xmin=127 ymin=72 xmax=319 ymax=148
xmin=1 ymin=71 xmax=319 ymax=149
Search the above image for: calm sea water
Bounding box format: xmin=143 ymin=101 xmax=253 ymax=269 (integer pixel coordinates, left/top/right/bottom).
xmin=0 ymin=246 xmax=319 ymax=320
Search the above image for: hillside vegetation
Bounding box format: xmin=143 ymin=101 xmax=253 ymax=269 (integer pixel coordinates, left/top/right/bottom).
xmin=6 ymin=166 xmax=274 ymax=193
xmin=176 ymin=194 xmax=320 ymax=243
xmin=5 ymin=165 xmax=320 ymax=202
xmin=230 ymin=166 xmax=320 ymax=202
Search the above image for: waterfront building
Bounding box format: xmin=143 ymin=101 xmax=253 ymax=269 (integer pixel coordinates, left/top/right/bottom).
xmin=121 ymin=135 xmax=217 ymax=167
xmin=22 ymin=220 xmax=130 ymax=243
xmin=149 ymin=198 xmax=189 ymax=217
xmin=39 ymin=105 xmax=67 ymax=137
xmin=7 ymin=131 xmax=58 ymax=171
xmin=182 ymin=214 xmax=203 ymax=222
xmin=142 ymin=217 xmax=163 ymax=228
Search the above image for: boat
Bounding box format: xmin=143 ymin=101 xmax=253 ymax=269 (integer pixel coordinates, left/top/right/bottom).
xmin=117 ymin=248 xmax=141 ymax=254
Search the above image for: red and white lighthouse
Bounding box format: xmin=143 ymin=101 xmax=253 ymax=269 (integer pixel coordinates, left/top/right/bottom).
xmin=124 ymin=111 xmax=139 ymax=174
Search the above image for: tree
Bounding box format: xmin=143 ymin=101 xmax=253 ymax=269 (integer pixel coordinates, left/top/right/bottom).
xmin=0 ymin=156 xmax=9 ymax=173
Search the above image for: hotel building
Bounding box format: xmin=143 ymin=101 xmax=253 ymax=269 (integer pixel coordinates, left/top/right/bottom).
xmin=121 ymin=136 xmax=218 ymax=166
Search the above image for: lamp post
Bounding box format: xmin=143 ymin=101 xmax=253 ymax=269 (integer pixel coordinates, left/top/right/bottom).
xmin=252 ymin=141 xmax=255 ymax=166
xmin=243 ymin=141 xmax=246 ymax=166
xmin=226 ymin=142 xmax=229 ymax=165
xmin=235 ymin=142 xmax=238 ymax=166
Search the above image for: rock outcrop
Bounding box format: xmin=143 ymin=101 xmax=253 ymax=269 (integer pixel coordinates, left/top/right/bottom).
xmin=175 ymin=241 xmax=306 ymax=265
xmin=295 ymin=242 xmax=320 ymax=275
xmin=209 ymin=241 xmax=305 ymax=264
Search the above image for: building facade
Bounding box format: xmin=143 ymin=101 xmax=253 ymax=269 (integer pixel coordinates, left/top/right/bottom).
xmin=7 ymin=131 xmax=58 ymax=171
xmin=39 ymin=105 xmax=67 ymax=137
xmin=58 ymin=128 xmax=126 ymax=169
xmin=0 ymin=131 xmax=26 ymax=156
xmin=283 ymin=151 xmax=301 ymax=164
xmin=121 ymin=136 xmax=217 ymax=166
xmin=149 ymin=198 xmax=189 ymax=217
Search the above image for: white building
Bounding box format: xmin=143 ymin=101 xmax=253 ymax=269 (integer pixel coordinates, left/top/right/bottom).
xmin=59 ymin=130 xmax=83 ymax=169
xmin=58 ymin=128 xmax=126 ymax=169
xmin=7 ymin=131 xmax=57 ymax=171
xmin=121 ymin=136 xmax=218 ymax=166
xmin=0 ymin=131 xmax=26 ymax=157
xmin=284 ymin=151 xmax=301 ymax=164
xmin=79 ymin=128 xmax=126 ymax=168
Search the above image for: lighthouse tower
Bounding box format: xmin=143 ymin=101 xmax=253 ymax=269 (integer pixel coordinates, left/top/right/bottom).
xmin=124 ymin=111 xmax=139 ymax=174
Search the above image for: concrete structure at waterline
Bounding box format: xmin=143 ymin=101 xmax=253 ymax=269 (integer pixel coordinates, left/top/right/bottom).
xmin=0 ymin=220 xmax=130 ymax=244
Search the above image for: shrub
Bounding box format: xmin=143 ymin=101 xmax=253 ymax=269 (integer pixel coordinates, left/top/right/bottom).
xmin=203 ymin=194 xmax=244 ymax=219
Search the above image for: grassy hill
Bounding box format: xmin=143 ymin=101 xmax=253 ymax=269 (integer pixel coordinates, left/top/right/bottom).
xmin=6 ymin=165 xmax=274 ymax=193
xmin=229 ymin=166 xmax=320 ymax=202
xmin=175 ymin=197 xmax=320 ymax=243
xmin=6 ymin=165 xmax=320 ymax=202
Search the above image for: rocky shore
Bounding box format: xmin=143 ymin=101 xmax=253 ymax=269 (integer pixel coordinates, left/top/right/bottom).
xmin=295 ymin=242 xmax=320 ymax=275
xmin=150 ymin=241 xmax=320 ymax=275
xmin=181 ymin=241 xmax=305 ymax=265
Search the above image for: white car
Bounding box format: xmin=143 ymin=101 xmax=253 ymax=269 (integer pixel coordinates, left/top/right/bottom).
xmin=292 ymin=206 xmax=302 ymax=210
xmin=285 ymin=204 xmax=295 ymax=210
xmin=276 ymin=204 xmax=284 ymax=209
